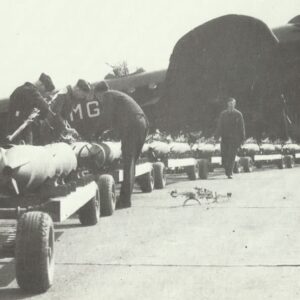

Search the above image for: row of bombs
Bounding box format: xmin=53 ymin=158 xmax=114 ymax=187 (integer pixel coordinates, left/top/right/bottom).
xmin=0 ymin=141 xmax=122 ymax=195
xmin=1 ymin=138 xmax=298 ymax=195
xmin=0 ymin=140 xmax=204 ymax=196
xmin=142 ymin=141 xmax=192 ymax=158
xmin=142 ymin=139 xmax=300 ymax=158
xmin=239 ymin=140 xmax=300 ymax=156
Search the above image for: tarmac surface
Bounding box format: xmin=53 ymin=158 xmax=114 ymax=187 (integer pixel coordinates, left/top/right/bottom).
xmin=0 ymin=166 xmax=300 ymax=299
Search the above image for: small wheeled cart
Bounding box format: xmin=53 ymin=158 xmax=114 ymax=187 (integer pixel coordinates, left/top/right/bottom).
xmin=0 ymin=172 xmax=101 ymax=294
xmin=281 ymin=143 xmax=300 ymax=167
xmin=112 ymin=158 xmax=158 ymax=194
xmin=239 ymin=142 xmax=294 ymax=170
xmin=192 ymin=142 xmax=253 ymax=179
xmin=72 ymin=142 xmax=157 ymax=217
xmin=144 ymin=142 xmax=200 ymax=188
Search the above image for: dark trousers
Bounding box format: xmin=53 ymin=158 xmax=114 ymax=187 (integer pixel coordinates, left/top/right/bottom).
xmin=221 ymin=138 xmax=239 ymax=176
xmin=119 ymin=115 xmax=149 ymax=205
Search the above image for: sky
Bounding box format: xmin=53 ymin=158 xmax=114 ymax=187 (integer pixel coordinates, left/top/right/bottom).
xmin=0 ymin=0 xmax=299 ymax=97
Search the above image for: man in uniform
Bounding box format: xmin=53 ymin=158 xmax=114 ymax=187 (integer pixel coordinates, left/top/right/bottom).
xmin=215 ymin=97 xmax=245 ymax=178
xmin=7 ymin=73 xmax=55 ymax=144
xmin=42 ymin=79 xmax=91 ymax=143
xmin=51 ymin=79 xmax=148 ymax=208
xmin=93 ymin=81 xmax=149 ymax=209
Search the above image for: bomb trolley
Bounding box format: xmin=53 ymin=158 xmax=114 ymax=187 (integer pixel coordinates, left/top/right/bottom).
xmin=111 ymin=158 xmax=155 ymax=193
xmin=239 ymin=144 xmax=294 ymax=170
xmin=192 ymin=146 xmax=252 ymax=179
xmin=0 ymin=171 xmax=101 ymax=294
xmin=0 ymin=156 xmax=156 ymax=293
xmin=72 ymin=142 xmax=157 ymax=217
xmin=0 ymin=141 xmax=148 ymax=294
xmin=206 ymin=155 xmax=249 ymax=174
xmin=94 ymin=158 xmax=158 ymax=217
xmin=143 ymin=143 xmax=200 ymax=189
xmin=281 ymin=143 xmax=300 ymax=167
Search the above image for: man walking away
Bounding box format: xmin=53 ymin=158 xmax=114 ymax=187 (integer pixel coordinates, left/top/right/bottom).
xmin=215 ymin=97 xmax=245 ymax=179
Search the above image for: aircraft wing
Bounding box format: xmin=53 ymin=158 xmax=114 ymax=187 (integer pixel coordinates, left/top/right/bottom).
xmin=160 ymin=14 xmax=284 ymax=138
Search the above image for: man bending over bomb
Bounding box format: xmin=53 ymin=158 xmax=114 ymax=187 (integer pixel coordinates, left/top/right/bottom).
xmin=50 ymin=80 xmax=149 ymax=209
xmin=93 ymin=81 xmax=149 ymax=208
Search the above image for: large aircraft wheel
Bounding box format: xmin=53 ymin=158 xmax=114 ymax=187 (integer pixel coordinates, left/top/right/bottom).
xmin=153 ymin=162 xmax=166 ymax=189
xmin=138 ymin=169 xmax=154 ymax=193
xmin=78 ymin=187 xmax=100 ymax=226
xmin=99 ymin=174 xmax=116 ymax=217
xmin=198 ymin=159 xmax=209 ymax=179
xmin=15 ymin=212 xmax=55 ymax=294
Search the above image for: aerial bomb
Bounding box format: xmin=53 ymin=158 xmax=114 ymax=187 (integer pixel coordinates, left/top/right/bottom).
xmin=240 ymin=138 xmax=260 ymax=155
xmin=46 ymin=143 xmax=77 ymax=177
xmin=260 ymin=142 xmax=276 ymax=154
xmin=192 ymin=143 xmax=215 ymax=154
xmin=72 ymin=141 xmax=122 ymax=169
xmin=282 ymin=142 xmax=300 ymax=153
xmin=169 ymin=142 xmax=191 ymax=154
xmin=147 ymin=141 xmax=171 ymax=156
xmin=0 ymin=145 xmax=56 ymax=193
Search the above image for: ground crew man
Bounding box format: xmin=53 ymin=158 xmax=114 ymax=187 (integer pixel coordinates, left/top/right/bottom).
xmin=51 ymin=79 xmax=148 ymax=208
xmin=215 ymin=97 xmax=245 ymax=178
xmin=93 ymin=81 xmax=149 ymax=209
xmin=7 ymin=73 xmax=55 ymax=144
xmin=41 ymin=79 xmax=91 ymax=144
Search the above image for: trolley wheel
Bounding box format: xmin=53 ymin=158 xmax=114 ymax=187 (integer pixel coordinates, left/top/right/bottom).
xmin=284 ymin=155 xmax=294 ymax=169
xmin=186 ymin=163 xmax=199 ymax=181
xmin=78 ymin=187 xmax=100 ymax=226
xmin=138 ymin=168 xmax=154 ymax=193
xmin=233 ymin=161 xmax=243 ymax=173
xmin=153 ymin=162 xmax=166 ymax=189
xmin=277 ymin=157 xmax=286 ymax=169
xmin=198 ymin=159 xmax=209 ymax=179
xmin=98 ymin=174 xmax=116 ymax=217
xmin=240 ymin=157 xmax=253 ymax=172
xmin=15 ymin=212 xmax=55 ymax=294
xmin=255 ymin=161 xmax=263 ymax=169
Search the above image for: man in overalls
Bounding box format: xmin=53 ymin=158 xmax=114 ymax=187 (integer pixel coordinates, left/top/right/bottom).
xmin=50 ymin=79 xmax=148 ymax=209
xmin=93 ymin=81 xmax=149 ymax=208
